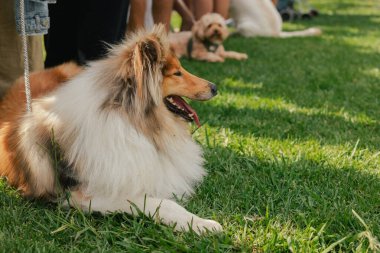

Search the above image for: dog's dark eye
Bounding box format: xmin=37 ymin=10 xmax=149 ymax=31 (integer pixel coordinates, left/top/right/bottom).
xmin=173 ymin=71 xmax=182 ymax=76
xmin=207 ymin=24 xmax=212 ymax=29
xmin=217 ymin=23 xmax=222 ymax=27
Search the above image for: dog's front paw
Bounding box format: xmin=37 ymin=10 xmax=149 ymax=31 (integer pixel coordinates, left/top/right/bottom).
xmin=307 ymin=27 xmax=322 ymax=36
xmin=192 ymin=218 xmax=223 ymax=234
xmin=208 ymin=56 xmax=225 ymax=63
xmin=238 ymin=53 xmax=248 ymax=60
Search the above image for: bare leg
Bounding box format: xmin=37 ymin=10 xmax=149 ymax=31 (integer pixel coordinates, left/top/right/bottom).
xmin=192 ymin=0 xmax=213 ymax=20
xmin=174 ymin=0 xmax=194 ymax=31
xmin=214 ymin=0 xmax=230 ymax=19
xmin=152 ymin=0 xmax=174 ymax=32
xmin=68 ymin=191 xmax=222 ymax=234
xmin=127 ymin=0 xmax=147 ymax=34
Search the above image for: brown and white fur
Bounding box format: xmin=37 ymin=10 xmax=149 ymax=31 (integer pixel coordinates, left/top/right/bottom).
xmin=169 ymin=13 xmax=248 ymax=62
xmin=230 ymin=0 xmax=321 ymax=38
xmin=0 ymin=25 xmax=222 ymax=234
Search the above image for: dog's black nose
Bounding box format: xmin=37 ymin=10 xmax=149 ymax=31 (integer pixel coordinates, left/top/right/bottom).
xmin=209 ymin=82 xmax=217 ymax=96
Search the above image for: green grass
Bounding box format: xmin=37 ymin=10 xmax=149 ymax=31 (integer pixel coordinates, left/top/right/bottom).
xmin=1 ymin=0 xmax=380 ymax=252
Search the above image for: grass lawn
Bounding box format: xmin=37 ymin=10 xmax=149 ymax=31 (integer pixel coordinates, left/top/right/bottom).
xmin=1 ymin=0 xmax=380 ymax=252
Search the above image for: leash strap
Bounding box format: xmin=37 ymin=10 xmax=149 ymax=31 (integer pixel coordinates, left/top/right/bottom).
xmin=19 ymin=0 xmax=32 ymax=112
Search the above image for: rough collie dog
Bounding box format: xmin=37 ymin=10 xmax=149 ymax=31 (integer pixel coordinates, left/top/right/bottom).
xmin=230 ymin=0 xmax=321 ymax=38
xmin=169 ymin=13 xmax=248 ymax=62
xmin=0 ymin=25 xmax=222 ymax=234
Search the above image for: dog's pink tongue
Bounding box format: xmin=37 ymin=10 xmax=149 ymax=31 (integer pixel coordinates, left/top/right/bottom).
xmin=186 ymin=106 xmax=201 ymax=127
xmin=172 ymin=97 xmax=201 ymax=127
xmin=193 ymin=114 xmax=201 ymax=128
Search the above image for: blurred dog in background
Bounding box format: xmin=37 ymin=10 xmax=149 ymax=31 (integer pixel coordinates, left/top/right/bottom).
xmin=230 ymin=0 xmax=321 ymax=38
xmin=169 ymin=13 xmax=248 ymax=62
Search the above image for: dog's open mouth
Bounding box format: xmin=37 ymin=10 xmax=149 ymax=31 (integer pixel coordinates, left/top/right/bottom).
xmin=164 ymin=96 xmax=201 ymax=127
xmin=211 ymin=33 xmax=222 ymax=40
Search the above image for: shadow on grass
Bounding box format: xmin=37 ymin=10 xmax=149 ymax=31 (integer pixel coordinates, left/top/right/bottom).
xmin=291 ymin=13 xmax=380 ymax=33
xmin=196 ymin=102 xmax=380 ymax=150
xmin=192 ymin=145 xmax=380 ymax=242
xmin=186 ymin=36 xmax=380 ymax=118
xmin=314 ymin=1 xmax=380 ymax=15
xmin=0 ymin=179 xmax=236 ymax=252
xmin=185 ymin=24 xmax=380 ymax=151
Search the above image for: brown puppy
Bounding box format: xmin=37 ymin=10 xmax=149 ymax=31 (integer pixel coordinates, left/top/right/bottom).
xmin=169 ymin=13 xmax=248 ymax=62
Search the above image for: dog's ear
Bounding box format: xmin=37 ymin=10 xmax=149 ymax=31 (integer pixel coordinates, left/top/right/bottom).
xmin=115 ymin=25 xmax=167 ymax=115
xmin=133 ymin=35 xmax=164 ymax=110
xmin=192 ymin=19 xmax=205 ymax=40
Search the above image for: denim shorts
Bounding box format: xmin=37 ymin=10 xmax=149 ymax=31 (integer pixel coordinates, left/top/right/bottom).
xmin=14 ymin=0 xmax=56 ymax=35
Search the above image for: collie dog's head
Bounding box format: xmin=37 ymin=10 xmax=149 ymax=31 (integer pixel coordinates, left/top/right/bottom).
xmin=102 ymin=25 xmax=217 ymax=132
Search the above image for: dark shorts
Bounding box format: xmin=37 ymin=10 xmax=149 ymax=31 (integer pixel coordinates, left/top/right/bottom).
xmin=44 ymin=0 xmax=130 ymax=67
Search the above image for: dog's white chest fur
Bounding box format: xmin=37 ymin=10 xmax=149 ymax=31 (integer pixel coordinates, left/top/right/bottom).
xmin=74 ymin=112 xmax=205 ymax=200
xmin=75 ymin=116 xmax=205 ymax=200
xmin=31 ymin=70 xmax=205 ymax=201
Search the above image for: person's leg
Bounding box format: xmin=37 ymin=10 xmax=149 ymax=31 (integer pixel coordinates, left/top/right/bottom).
xmin=192 ymin=0 xmax=212 ymax=20
xmin=0 ymin=0 xmax=43 ymax=98
xmin=174 ymin=0 xmax=194 ymax=31
xmin=152 ymin=0 xmax=174 ymax=32
xmin=214 ymin=0 xmax=230 ymax=19
xmin=76 ymin=0 xmax=130 ymax=64
xmin=127 ymin=0 xmax=147 ymax=34
xmin=28 ymin=36 xmax=44 ymax=71
xmin=44 ymin=0 xmax=78 ymax=68
xmin=277 ymin=0 xmax=290 ymax=11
